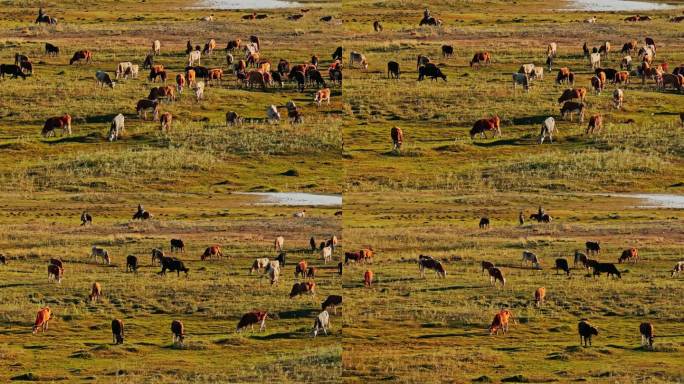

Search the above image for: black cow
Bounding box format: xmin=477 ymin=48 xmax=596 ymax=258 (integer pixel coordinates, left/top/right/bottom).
xmin=387 ymin=61 xmax=400 ymax=79
xmin=555 ymin=258 xmax=570 ymax=276
xmin=291 ymin=70 xmax=306 ymax=92
xmin=442 ymin=45 xmax=454 ymax=57
xmin=0 ymin=64 xmax=27 ymax=79
xmin=585 ymin=241 xmax=601 ymax=254
xmin=479 ymin=217 xmax=490 ymax=229
xmin=126 ymin=255 xmax=138 ymax=273
xmin=308 ymin=70 xmax=326 ymax=87
xmin=332 ymin=46 xmax=343 ymax=61
xmin=45 ymin=43 xmax=59 ymax=56
xmin=80 ymin=212 xmax=92 ymax=226
xmin=592 ymin=263 xmax=621 ymax=279
xmin=310 ymin=237 xmax=317 ymax=251
xmin=170 ymin=239 xmax=185 ymax=252
xmin=578 ymin=320 xmax=598 ymax=347
xmin=271 ymin=71 xmax=284 ymax=87
xmin=159 ymin=257 xmax=189 ymax=276
xmin=418 ymin=64 xmax=446 ymax=81
xmin=322 ymin=295 xmax=342 ymax=314
xmin=276 ymin=252 xmax=286 ymax=267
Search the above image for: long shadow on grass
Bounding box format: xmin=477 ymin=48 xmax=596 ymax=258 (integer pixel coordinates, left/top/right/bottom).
xmin=472 ymin=138 xmax=525 ymax=147
xmin=277 ymin=308 xmax=318 ymax=319
xmin=416 ymin=331 xmax=479 ymax=339
xmin=417 ymin=284 xmax=480 ymax=293
xmin=249 ymin=331 xmax=302 ymax=340
xmin=44 ymin=132 xmax=103 ymax=145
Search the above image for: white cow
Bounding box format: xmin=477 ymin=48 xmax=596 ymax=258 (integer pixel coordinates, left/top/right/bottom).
xmin=115 ymin=62 xmax=133 ymax=79
xmin=267 ymin=105 xmax=280 ymax=123
xmin=194 ymin=81 xmax=205 ymax=102
xmin=321 ymin=246 xmax=332 ymax=264
xmin=547 ymin=42 xmax=557 ymax=57
xmin=294 ymin=210 xmax=306 ymax=218
xmin=530 ymin=67 xmax=544 ymax=81
xmin=250 ymin=258 xmax=270 ymax=274
xmin=312 ymin=310 xmax=330 ymax=337
xmin=152 ymin=40 xmax=161 ymax=55
xmin=590 ymin=52 xmax=601 ymax=69
xmin=108 ymin=113 xmax=125 ymax=141
xmin=518 ymin=63 xmax=535 ymax=76
xmin=613 ymin=88 xmax=624 ymax=109
xmin=265 ymin=261 xmax=280 ymax=285
xmin=274 ymin=236 xmax=285 ymax=252
xmin=621 ymin=55 xmax=632 ymax=71
xmin=539 ymin=117 xmax=556 ymax=144
xmin=188 ymin=50 xmax=201 ymax=66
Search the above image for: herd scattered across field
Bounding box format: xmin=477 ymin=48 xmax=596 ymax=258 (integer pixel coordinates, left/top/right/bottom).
xmin=348 ymin=10 xmax=684 ymax=151
xmin=0 ymin=203 xmax=343 ymax=346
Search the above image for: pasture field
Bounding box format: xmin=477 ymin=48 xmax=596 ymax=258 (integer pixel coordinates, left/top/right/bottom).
xmin=342 ymin=191 xmax=684 ymax=383
xmin=0 ymin=192 xmax=342 ymax=382
xmin=343 ymin=0 xmax=684 ymax=193
xmin=0 ymin=0 xmax=342 ymax=194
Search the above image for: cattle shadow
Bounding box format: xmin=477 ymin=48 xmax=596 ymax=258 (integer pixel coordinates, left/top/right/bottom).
xmin=512 ymin=115 xmax=551 ymax=126
xmin=44 ymin=132 xmax=104 ymax=145
xmin=415 ymin=332 xmax=478 ymax=339
xmin=277 ymin=308 xmax=318 ymax=319
xmin=472 ymin=138 xmax=526 ymax=147
xmin=85 ymin=113 xmax=123 ymax=124
xmin=249 ymin=331 xmax=302 ymax=340
xmin=417 ymin=284 xmax=479 ymax=293
xmin=0 ymin=282 xmax=41 ymax=289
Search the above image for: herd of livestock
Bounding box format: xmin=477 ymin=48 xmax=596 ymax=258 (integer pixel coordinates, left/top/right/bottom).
xmin=17 ymin=206 xmax=344 ymax=344
xmin=349 ymin=14 xmax=684 ymax=150
xmin=2 ymin=24 xmax=342 ymax=141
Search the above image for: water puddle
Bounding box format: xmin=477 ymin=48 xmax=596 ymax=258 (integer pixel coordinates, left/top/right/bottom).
xmin=192 ymin=0 xmax=301 ymax=9
xmin=609 ymin=193 xmax=684 ymax=209
xmin=564 ymin=0 xmax=676 ymax=11
xmin=237 ymin=192 xmax=342 ymax=206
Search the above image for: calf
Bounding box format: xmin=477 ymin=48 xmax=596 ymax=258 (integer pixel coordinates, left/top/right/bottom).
xmin=613 ymin=88 xmax=624 ymax=110
xmin=592 ymin=263 xmax=621 ymax=279
xmin=159 ymin=112 xmax=172 ymax=133
xmin=391 ymin=126 xmax=403 ymax=151
xmin=159 ymin=256 xmax=189 ymax=276
xmin=109 ymin=114 xmax=125 ymax=141
xmin=312 ymin=310 xmax=330 ymax=337
xmin=32 ymin=307 xmax=52 ymax=334
xmin=578 ymin=320 xmax=598 ymax=347
xmin=322 ymin=295 xmax=342 ymax=315
xmin=534 ymin=287 xmax=546 ymax=307
xmin=276 ymin=252 xmax=286 ymax=267
xmin=89 ymin=282 xmax=102 ymax=302
xmin=586 ymin=114 xmax=603 ymax=135
xmin=442 ymin=45 xmax=454 ymax=57
xmin=539 ymin=117 xmax=557 ymax=144
xmin=315 ymin=88 xmax=331 ymax=106
xmin=171 ymin=320 xmax=185 ymax=346
xmin=48 ymin=264 xmax=63 ymax=283
xmin=112 ymin=319 xmax=125 ymax=344
xmin=640 ymin=322 xmax=654 ymax=349
xmin=289 ymin=281 xmax=316 ymax=298
xmin=126 ymin=255 xmax=138 ymax=272
xmin=95 ymin=71 xmax=115 ymax=88
xmin=226 ymin=111 xmax=244 ymax=126
xmin=306 ymin=266 xmax=317 ymax=279
xmin=555 ymin=258 xmax=570 ymax=276
xmin=152 ymin=40 xmax=161 ymax=55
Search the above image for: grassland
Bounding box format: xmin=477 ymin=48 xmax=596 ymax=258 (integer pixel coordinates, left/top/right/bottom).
xmin=342 ymin=192 xmax=684 ymax=383
xmin=342 ymin=0 xmax=684 ymax=193
xmin=0 ymin=0 xmax=342 ymax=194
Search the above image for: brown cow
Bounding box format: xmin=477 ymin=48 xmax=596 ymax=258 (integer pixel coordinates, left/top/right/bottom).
xmin=556 ymin=67 xmax=575 ymax=85
xmin=89 ymin=282 xmax=102 ymax=302
xmin=160 ymin=112 xmax=172 ymax=133
xmin=364 ymin=269 xmax=373 ymax=287
xmin=289 ymin=281 xmax=316 ymax=298
xmin=391 ymin=126 xmax=403 ymax=151
xmin=136 ymin=99 xmax=159 ymax=121
xmin=42 ymin=114 xmax=72 ymax=137
xmin=489 ymin=309 xmax=513 ymax=335
xmin=176 ymin=73 xmax=186 ymax=94
xmin=614 ymin=71 xmax=630 ymax=85
xmin=32 ymin=307 xmax=52 ymax=334
xmin=295 ymin=260 xmax=308 ymax=278
xmin=70 ymin=50 xmax=93 ymax=65
xmin=226 ymin=39 xmax=241 ymax=51
xmin=236 ymin=311 xmax=268 ymax=332
xmin=560 ymin=101 xmax=586 ymax=123
xmin=488 ymin=267 xmax=505 ymax=286
xmin=470 ymin=52 xmax=491 ymax=67
xmin=586 ymin=114 xmax=603 ymax=134
xmin=534 ymin=287 xmax=546 ymax=307
xmin=558 ymin=88 xmax=587 ymax=104
xmin=314 ymin=88 xmax=331 ymax=106
xmin=618 ymin=247 xmax=639 ymax=263
xmin=208 ymin=68 xmax=223 ymax=84
xmin=470 ymin=116 xmax=501 ymax=139
xmin=482 ymin=261 xmax=494 ymax=275
xmin=201 ymin=245 xmax=223 ymax=260
xmin=186 ymin=69 xmax=196 ymax=87
xmin=247 ymin=70 xmax=266 ymax=88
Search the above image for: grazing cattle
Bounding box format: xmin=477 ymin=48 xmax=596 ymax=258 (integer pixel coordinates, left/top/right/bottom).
xmin=518 ymin=64 xmax=535 ymax=76
xmin=321 ymin=246 xmax=333 ymax=264
xmin=143 ymin=53 xmax=154 ymax=69
xmin=639 ymin=62 xmax=661 ymax=85
xmin=419 ymin=16 xmax=442 ymax=26
xmin=159 ymin=112 xmax=172 ymax=133
xmin=286 ymin=100 xmax=304 ymax=124
xmin=521 ymin=251 xmax=540 ymax=268
xmin=539 ymin=116 xmax=557 ymax=144
xmin=136 ymin=99 xmax=160 ymax=121
xmin=267 ymin=105 xmax=281 ymax=123
xmin=203 ymin=39 xmax=217 ymax=56
xmin=314 ymin=88 xmax=331 ymax=107
xmin=345 ymin=251 xmax=363 ymax=264
xmin=590 ymin=76 xmax=603 ymax=94
xmin=638 ymin=45 xmax=655 ymax=60
xmin=470 ymin=52 xmax=491 ymax=67
xmin=671 ymin=15 xmax=684 ymax=22
xmin=32 ymin=307 xmax=52 ymax=334
xmin=555 ymin=258 xmax=570 ymax=276
xmin=295 ymin=260 xmax=308 ymax=278
xmin=593 ymin=263 xmax=621 ymax=279
xmin=582 ymin=42 xmax=590 ymax=57
xmin=151 ymin=248 xmax=164 ymax=265
xmin=529 ymin=212 xmax=552 ymax=223
xmin=585 ymin=16 xmax=597 ymax=23
xmin=364 ymin=269 xmax=373 ymax=287
xmin=560 ymin=101 xmax=585 ymax=123
xmin=418 ymin=256 xmax=446 ymax=278
xmin=132 ymin=204 xmax=150 ymax=220
xmin=595 ymin=68 xmax=618 ymax=83
xmin=512 ymin=73 xmax=530 ymax=92
xmin=470 ymin=116 xmax=501 ymax=139
xmin=95 ymin=70 xmax=115 ymax=88
xmin=479 ymin=217 xmax=490 ymax=229
xmin=0 ymin=64 xmax=27 ymax=79
xmin=81 ymin=212 xmax=93 ymax=225
xmin=176 ymin=73 xmax=186 ymax=94
xmin=613 ymin=88 xmax=624 ymax=109
xmin=322 ymin=295 xmax=342 ymax=315
xmin=159 ymin=256 xmax=189 ymax=276
xmin=578 ymin=320 xmax=598 ymax=347
xmin=126 ymin=255 xmax=138 ymax=272
xmin=89 ymin=282 xmax=102 ymax=302
xmin=50 ymin=258 xmax=63 ymax=270
xmin=194 ymin=81 xmax=205 ymax=102
xmin=306 ymin=266 xmax=317 ymax=279
xmin=14 ymin=53 xmax=29 ymax=64
xmin=442 ymin=45 xmax=454 ymax=58
xmin=558 ymin=88 xmax=586 ymax=104
xmin=48 ymin=264 xmax=63 ymax=283
xmin=639 ymin=322 xmax=654 ymax=349
xmin=530 ymin=67 xmax=544 ymax=81
xmin=247 ymin=70 xmax=266 ymax=88
xmin=226 ymin=39 xmax=241 ymax=52
xmin=226 ymin=111 xmax=243 ymax=127
xmin=201 ymin=245 xmax=223 ymax=260
xmin=45 ymin=43 xmax=59 ymax=56
xmin=266 ymin=262 xmax=280 ymax=285
xmin=535 ymin=287 xmax=546 ymax=307
xmin=390 ymin=126 xmax=404 ymax=151
xmin=274 ymin=236 xmax=285 ymax=252
xmin=621 ymin=40 xmax=638 ymax=54
xmin=152 ymin=40 xmax=161 ymax=55
xmin=115 ymin=62 xmax=133 ymax=79
xmin=547 ymin=42 xmax=557 ymax=57
xmin=237 ymin=311 xmax=268 ymax=332
xmin=312 ymin=310 xmax=330 ymax=337
xmin=188 ymin=50 xmax=201 ymax=66
xmin=19 ymin=60 xmax=33 ymax=75
xmin=307 ymin=69 xmax=326 ymax=88
xmin=481 ymin=261 xmax=494 ymax=275
xmin=489 ymin=309 xmax=513 ymax=335
xmin=599 ymin=41 xmax=611 ymax=58
xmin=590 ymin=53 xmax=601 ymax=69
xmin=546 ymin=55 xmax=553 ymax=71
xmin=42 ymin=114 xmax=72 ymax=137
xmin=417 ymin=54 xmax=431 ymax=70
xmin=418 ymin=64 xmax=447 ymax=81
xmin=621 ymin=56 xmax=632 ymax=71
xmin=618 ymin=248 xmax=639 ymax=263
xmin=659 ymin=73 xmax=683 ymax=91
xmin=170 ymin=239 xmax=184 ymax=253
xmin=586 ymin=241 xmax=600 ymax=254
xmin=555 ymin=67 xmax=575 ymax=85
xmin=112 ymin=319 xmax=125 ymax=344
xmin=360 ymin=248 xmax=374 ymax=262
xmin=290 ymin=281 xmax=316 ymax=298
xmin=614 ymin=71 xmax=630 ymax=85
xmin=488 ymin=267 xmax=505 ymax=286
xmin=91 ymin=246 xmax=110 ymax=264
xmin=186 ymin=69 xmax=196 ymax=87
xmin=586 ymin=114 xmax=603 ymax=134
xmin=70 ymin=50 xmax=93 ymax=65
xmin=382 ymin=60 xmax=400 ymax=80
xmin=171 ymin=320 xmax=185 ymax=346
xmin=208 ymin=68 xmax=223 ymax=84
xmin=289 ymin=70 xmax=306 ymax=92
xmin=349 ymin=51 xmax=368 ymax=69
xmin=574 ymin=250 xmax=588 ymax=267
xmin=251 ymin=258 xmax=270 ymax=274
xmin=672 ymin=261 xmax=684 ymax=277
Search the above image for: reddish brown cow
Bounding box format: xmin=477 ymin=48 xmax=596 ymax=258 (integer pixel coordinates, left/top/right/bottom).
xmin=586 ymin=114 xmax=603 ymax=134
xmin=70 ymin=50 xmax=93 ymax=65
xmin=558 ymin=88 xmax=587 ymax=104
xmin=470 ymin=116 xmax=501 ymax=139
xmin=470 ymin=52 xmax=491 ymax=67
xmin=556 ymin=67 xmax=575 ymax=85
xmin=159 ymin=112 xmax=172 ymax=133
xmin=364 ymin=269 xmax=373 ymax=287
xmin=390 ymin=126 xmax=403 ymax=151
xmin=614 ymin=71 xmax=630 ymax=85
xmin=236 ymin=311 xmax=268 ymax=332
xmin=42 ymin=114 xmax=72 ymax=137
xmin=201 ymin=245 xmax=223 ymax=260
xmin=289 ymin=281 xmax=316 ymax=298
xmin=295 ymin=260 xmax=308 ymax=278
